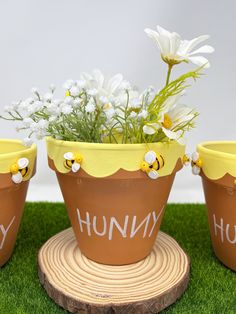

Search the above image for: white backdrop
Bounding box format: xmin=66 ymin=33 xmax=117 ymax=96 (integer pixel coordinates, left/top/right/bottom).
xmin=0 ymin=0 xmax=234 ymax=202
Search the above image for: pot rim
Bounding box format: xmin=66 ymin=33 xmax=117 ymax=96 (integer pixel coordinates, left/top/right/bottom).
xmin=46 ymin=136 xmax=183 ymax=150
xmin=46 ymin=137 xmax=185 ymax=178
xmin=197 ymin=141 xmax=236 ymax=182
xmin=0 ymin=139 xmax=37 ymax=160
xmin=197 ymin=141 xmax=236 ymax=161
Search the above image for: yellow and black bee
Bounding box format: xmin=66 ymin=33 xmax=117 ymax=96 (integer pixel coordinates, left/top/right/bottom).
xmin=64 ymin=152 xmax=83 ymax=173
xmin=10 ymin=158 xmax=29 ymax=184
xmin=191 ymin=152 xmax=202 ymax=175
xmin=141 ymin=150 xmax=164 ymax=179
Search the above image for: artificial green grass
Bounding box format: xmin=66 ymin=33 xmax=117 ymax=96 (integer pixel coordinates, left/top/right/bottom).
xmin=0 ymin=203 xmax=236 ymax=314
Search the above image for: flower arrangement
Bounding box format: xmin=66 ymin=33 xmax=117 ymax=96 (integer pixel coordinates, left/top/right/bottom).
xmin=0 ymin=25 xmax=214 ymax=145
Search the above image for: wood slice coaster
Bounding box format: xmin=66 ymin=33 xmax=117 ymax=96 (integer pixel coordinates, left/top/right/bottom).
xmin=38 ymin=228 xmax=190 ymax=314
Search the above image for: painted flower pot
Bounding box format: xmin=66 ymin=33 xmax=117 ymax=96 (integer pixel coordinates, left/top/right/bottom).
xmin=197 ymin=141 xmax=236 ymax=271
xmin=46 ymin=137 xmax=185 ymax=265
xmin=0 ymin=139 xmax=37 ymax=267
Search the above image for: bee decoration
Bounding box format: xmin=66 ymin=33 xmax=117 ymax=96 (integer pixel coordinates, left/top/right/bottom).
xmin=10 ymin=158 xmax=29 ymax=184
xmin=182 ymin=154 xmax=191 ymax=166
xmin=64 ymin=152 xmax=83 ymax=173
xmin=191 ymin=152 xmax=202 ymax=175
xmin=140 ymin=150 xmax=164 ymax=179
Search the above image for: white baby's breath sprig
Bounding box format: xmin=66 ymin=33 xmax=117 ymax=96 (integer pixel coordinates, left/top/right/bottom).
xmin=0 ymin=24 xmax=214 ymax=145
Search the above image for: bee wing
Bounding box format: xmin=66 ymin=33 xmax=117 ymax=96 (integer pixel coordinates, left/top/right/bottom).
xmin=144 ymin=151 xmax=157 ymax=165
xmin=64 ymin=152 xmax=74 ymax=160
xmin=12 ymin=172 xmax=23 ymax=184
xmin=192 ymin=152 xmax=199 ymax=163
xmin=18 ymin=158 xmax=29 ymax=169
xmin=192 ymin=165 xmax=201 ymax=175
xmin=72 ymin=162 xmax=81 ymax=173
xmin=148 ymin=169 xmax=159 ymax=180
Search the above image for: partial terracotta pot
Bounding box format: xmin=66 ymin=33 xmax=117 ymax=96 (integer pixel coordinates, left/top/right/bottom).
xmin=197 ymin=141 xmax=236 ymax=271
xmin=0 ymin=139 xmax=37 ymax=267
xmin=46 ymin=137 xmax=185 ymax=265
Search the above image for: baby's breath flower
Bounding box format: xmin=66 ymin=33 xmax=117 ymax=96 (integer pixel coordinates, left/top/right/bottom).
xmin=43 ymin=93 xmax=53 ymax=101
xmin=49 ymin=84 xmax=56 ymax=92
xmin=22 ymin=137 xmax=33 ymax=147
xmin=22 ymin=117 xmax=33 ymax=127
xmin=76 ymin=80 xmax=86 ymax=88
xmin=99 ymin=96 xmax=109 ymax=104
xmin=61 ymin=104 xmax=73 ymax=115
xmin=31 ymin=87 xmax=38 ymax=94
xmin=130 ymin=111 xmax=137 ymax=118
xmin=88 ymin=89 xmax=98 ymax=96
xmin=138 ymin=110 xmax=148 ymax=119
xmin=63 ymin=79 xmax=74 ymax=90
xmin=85 ymin=102 xmax=96 ymax=113
xmin=73 ymin=98 xmax=82 ymax=106
xmin=70 ymin=86 xmax=79 ymax=97
xmin=64 ymin=96 xmax=73 ymax=104
xmin=129 ymin=98 xmax=142 ymax=109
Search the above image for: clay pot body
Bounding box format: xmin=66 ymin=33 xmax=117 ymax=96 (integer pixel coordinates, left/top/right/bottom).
xmin=47 ymin=137 xmax=184 ymax=265
xmin=198 ymin=141 xmax=236 ymax=271
xmin=0 ymin=139 xmax=37 ymax=267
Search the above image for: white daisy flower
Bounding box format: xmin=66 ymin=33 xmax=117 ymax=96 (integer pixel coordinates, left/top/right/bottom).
xmin=145 ymin=25 xmax=214 ymax=67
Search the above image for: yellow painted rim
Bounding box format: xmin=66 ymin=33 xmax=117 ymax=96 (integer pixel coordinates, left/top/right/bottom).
xmin=197 ymin=141 xmax=236 ymax=180
xmin=0 ymin=139 xmax=37 ymax=180
xmin=46 ymin=136 xmax=185 ymax=178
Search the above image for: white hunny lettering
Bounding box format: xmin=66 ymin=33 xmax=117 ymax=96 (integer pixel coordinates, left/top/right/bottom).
xmin=0 ymin=216 xmax=16 ymax=250
xmin=77 ymin=209 xmax=91 ymax=236
xmin=149 ymin=207 xmax=164 ymax=237
xmin=130 ymin=213 xmax=151 ymax=238
xmin=213 ymin=214 xmax=236 ymax=244
xmin=76 ymin=208 xmax=165 ymax=240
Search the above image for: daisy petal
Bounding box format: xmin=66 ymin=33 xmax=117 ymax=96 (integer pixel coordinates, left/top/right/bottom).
xmin=144 ymin=151 xmax=157 ymax=164
xmin=107 ymin=74 xmax=123 ymax=94
xmin=92 ymin=69 xmax=104 ymax=88
xmin=143 ymin=123 xmax=159 ymax=135
xmin=188 ymin=56 xmax=210 ymax=68
xmin=72 ymin=162 xmax=80 ymax=173
xmin=183 ymin=35 xmax=210 ymax=53
xmin=162 ymin=127 xmax=179 ymax=140
xmin=189 ymin=45 xmax=215 ymax=56
xmin=12 ymin=172 xmax=23 ymax=184
xmin=144 ymin=28 xmax=162 ymax=51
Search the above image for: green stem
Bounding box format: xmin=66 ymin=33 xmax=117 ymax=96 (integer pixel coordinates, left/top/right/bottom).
xmin=165 ymin=64 xmax=173 ymax=86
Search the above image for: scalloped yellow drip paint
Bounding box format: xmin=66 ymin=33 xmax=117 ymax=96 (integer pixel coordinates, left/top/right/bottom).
xmin=46 ymin=137 xmax=185 ymax=178
xmin=197 ymin=141 xmax=236 ymax=180
xmin=0 ymin=139 xmax=37 ymax=181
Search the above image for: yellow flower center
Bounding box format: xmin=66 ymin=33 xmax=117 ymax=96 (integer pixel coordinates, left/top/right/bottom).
xmin=103 ymin=103 xmax=112 ymax=110
xmin=65 ymin=90 xmax=70 ymax=97
xmin=162 ymin=114 xmax=172 ymax=129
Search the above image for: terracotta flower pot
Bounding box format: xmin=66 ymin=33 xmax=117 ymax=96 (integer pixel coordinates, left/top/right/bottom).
xmin=197 ymin=141 xmax=236 ymax=271
xmin=0 ymin=139 xmax=37 ymax=267
xmin=46 ymin=137 xmax=185 ymax=265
